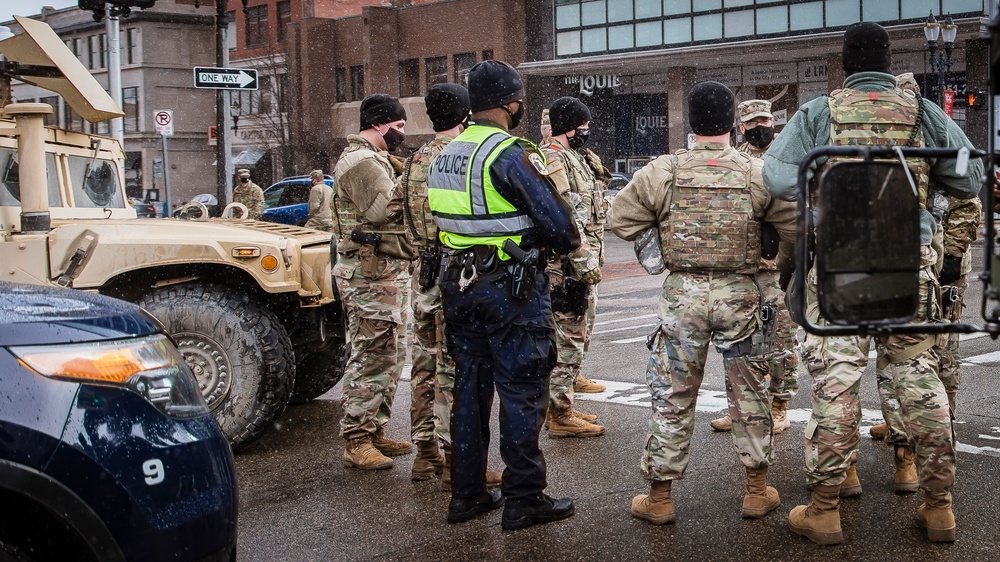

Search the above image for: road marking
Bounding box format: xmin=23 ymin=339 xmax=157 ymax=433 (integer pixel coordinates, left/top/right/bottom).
xmin=611 ymin=335 xmax=648 ymax=344
xmin=593 ymin=322 xmax=658 ymax=335
xmin=594 ymin=313 xmax=657 ymax=326
xmin=963 ymin=351 xmax=1000 ymax=365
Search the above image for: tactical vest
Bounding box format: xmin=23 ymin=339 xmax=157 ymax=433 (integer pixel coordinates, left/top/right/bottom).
xmin=541 ymin=141 xmax=605 ymax=238
xmin=333 ymin=140 xmax=407 ymax=239
xmin=426 ymin=125 xmax=535 ymax=254
xmin=661 ymin=148 xmax=761 ymax=272
xmin=402 ymin=138 xmax=450 ymax=248
xmin=826 ymin=87 xmax=929 ymax=207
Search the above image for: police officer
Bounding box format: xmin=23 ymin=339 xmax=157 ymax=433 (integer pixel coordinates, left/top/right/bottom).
xmin=401 ymin=82 xmax=503 ymax=488
xmin=427 ymin=60 xmax=579 ymax=530
xmin=233 ymin=168 xmax=264 ymax=219
xmin=712 ymin=98 xmax=799 ymax=435
xmin=611 ymin=81 xmax=796 ymax=526
xmin=762 ymin=22 xmax=983 ymax=544
xmin=539 ymin=96 xmax=605 ymax=438
xmin=333 ymin=93 xmax=417 ymax=471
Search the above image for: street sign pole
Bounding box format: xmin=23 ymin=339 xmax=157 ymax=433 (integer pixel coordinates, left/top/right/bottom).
xmin=154 ymin=110 xmax=174 ymax=214
xmin=162 ymin=133 xmax=171 ymax=214
xmin=214 ymin=1 xmax=227 ymax=209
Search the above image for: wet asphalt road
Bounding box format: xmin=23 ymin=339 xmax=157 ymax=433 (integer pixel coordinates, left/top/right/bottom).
xmin=234 ymin=235 xmax=1000 ymax=562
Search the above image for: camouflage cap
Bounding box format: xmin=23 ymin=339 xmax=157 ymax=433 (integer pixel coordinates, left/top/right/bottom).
xmin=237 ymin=168 xmax=251 ymax=177
xmin=738 ymin=99 xmax=772 ymax=123
xmin=310 ymin=169 xmax=324 ymax=180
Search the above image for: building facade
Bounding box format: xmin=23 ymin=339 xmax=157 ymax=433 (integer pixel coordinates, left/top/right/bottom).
xmin=3 ymin=0 xmax=221 ymax=211
xmin=521 ymin=0 xmax=991 ymax=175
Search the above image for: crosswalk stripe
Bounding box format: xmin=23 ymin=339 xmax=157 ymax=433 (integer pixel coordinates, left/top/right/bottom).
xmin=594 ymin=313 xmax=657 ymax=327
xmin=593 ymin=322 xmax=658 ymax=335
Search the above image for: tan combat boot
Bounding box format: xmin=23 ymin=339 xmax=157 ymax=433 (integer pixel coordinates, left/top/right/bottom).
xmin=372 ymin=427 xmax=413 ymax=457
xmin=631 ymin=481 xmax=675 ymax=525
xmin=411 ymin=440 xmax=445 ymax=481
xmin=771 ymin=399 xmax=791 ymax=434
xmin=788 ymin=485 xmax=843 ymax=545
xmin=742 ymin=467 xmax=781 ymax=518
xmin=894 ymin=445 xmax=918 ymax=493
xmin=548 ymin=412 xmax=605 ymax=438
xmin=440 ymin=445 xmax=502 ymax=491
xmin=869 ymin=423 xmax=888 ymax=440
xmin=840 ymin=452 xmax=862 ymax=498
xmin=573 ymin=409 xmax=598 ymax=423
xmin=343 ymin=435 xmax=394 ymax=470
xmin=917 ymin=490 xmax=956 ymax=542
xmin=710 ymin=412 xmax=733 ymax=432
xmin=574 ymin=375 xmax=606 ymax=393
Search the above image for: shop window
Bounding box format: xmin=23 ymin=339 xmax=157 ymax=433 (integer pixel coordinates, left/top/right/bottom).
xmin=635 ymin=0 xmax=661 ymax=19
xmin=556 ymin=3 xmax=580 ymax=28
xmin=276 ymin=1 xmax=291 ymax=43
xmin=664 ymin=0 xmax=691 ymax=16
xmin=335 ymin=67 xmax=347 ymax=102
xmin=723 ymin=9 xmax=753 ymax=38
xmin=425 ymin=56 xmax=447 ymax=90
xmin=608 ymin=0 xmax=632 ymax=22
xmin=399 ymin=59 xmax=420 ymax=97
xmin=582 ymin=28 xmax=607 ymax=53
xmin=825 ymin=0 xmax=860 ymax=27
xmin=245 ymin=5 xmax=268 ymax=47
xmin=454 ymin=52 xmax=476 ymax=84
xmin=757 ymin=5 xmax=788 ymax=34
xmin=350 ymin=65 xmax=364 ymax=101
xmin=608 ymin=24 xmax=634 ymax=50
xmin=636 ymin=21 xmax=662 ymax=47
xmin=581 ymin=0 xmax=606 ymax=26
xmin=790 ymin=2 xmax=823 ymax=31
xmin=663 ymin=18 xmax=691 ymax=44
xmin=122 ymin=87 xmax=139 ymax=132
xmin=557 ymin=31 xmax=581 ymax=55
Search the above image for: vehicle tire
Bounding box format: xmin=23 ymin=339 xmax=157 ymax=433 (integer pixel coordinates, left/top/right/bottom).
xmin=290 ymin=307 xmax=348 ymax=404
xmin=140 ymin=284 xmax=294 ymax=450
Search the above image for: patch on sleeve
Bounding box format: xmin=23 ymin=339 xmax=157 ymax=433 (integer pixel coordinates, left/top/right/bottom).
xmin=526 ymin=152 xmax=550 ymax=176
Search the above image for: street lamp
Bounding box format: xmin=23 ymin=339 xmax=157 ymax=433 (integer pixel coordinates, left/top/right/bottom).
xmin=924 ymin=12 xmax=958 ymax=105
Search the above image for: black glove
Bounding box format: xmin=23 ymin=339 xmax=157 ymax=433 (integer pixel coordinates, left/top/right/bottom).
xmin=938 ymin=254 xmax=963 ymax=286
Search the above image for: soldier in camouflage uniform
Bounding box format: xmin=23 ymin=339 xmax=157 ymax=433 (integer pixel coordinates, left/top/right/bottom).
xmin=611 ymin=81 xmax=797 ymax=526
xmin=763 ymin=22 xmax=983 ymax=544
xmin=332 ymin=94 xmax=418 ymax=470
xmin=233 ymin=168 xmax=264 ymax=219
xmin=401 ymin=83 xmax=503 ymax=488
xmin=539 ymin=97 xmax=605 ymax=438
xmin=304 ymin=169 xmax=334 ymax=231
xmin=712 ymin=99 xmax=799 ymax=435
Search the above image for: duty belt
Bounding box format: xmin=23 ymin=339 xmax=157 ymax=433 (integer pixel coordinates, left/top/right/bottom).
xmin=440 ymin=246 xmax=513 ymax=286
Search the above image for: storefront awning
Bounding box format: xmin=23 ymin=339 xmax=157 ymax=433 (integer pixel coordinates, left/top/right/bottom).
xmin=233 ymin=148 xmax=266 ymax=166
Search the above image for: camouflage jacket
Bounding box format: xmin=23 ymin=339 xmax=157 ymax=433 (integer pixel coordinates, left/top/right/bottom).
xmin=401 ymin=134 xmax=453 ymax=249
xmin=943 ymin=194 xmax=982 ymax=275
xmin=332 ymin=134 xmax=415 ymax=259
xmin=540 ymin=138 xmax=604 ymax=276
xmin=611 ymin=142 xmax=796 ymax=276
xmin=304 ymin=181 xmax=334 ymax=231
xmin=233 ymin=181 xmax=264 ymax=219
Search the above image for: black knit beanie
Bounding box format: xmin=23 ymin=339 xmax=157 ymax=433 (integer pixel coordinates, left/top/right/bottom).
xmin=424 ymin=83 xmax=470 ymax=132
xmin=359 ymin=94 xmax=407 ymax=131
xmin=842 ymin=21 xmax=892 ymax=75
xmin=688 ymin=81 xmax=735 ymax=136
xmin=549 ymin=97 xmax=592 ymax=136
xmin=468 ymin=60 xmax=525 ymax=112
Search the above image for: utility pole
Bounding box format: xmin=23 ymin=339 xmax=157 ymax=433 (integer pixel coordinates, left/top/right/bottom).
xmin=105 ymin=5 xmax=123 ymax=145
xmin=215 ymin=0 xmax=228 ymax=207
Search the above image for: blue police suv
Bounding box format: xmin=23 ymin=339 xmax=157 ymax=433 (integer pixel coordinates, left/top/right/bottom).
xmin=0 ymin=283 xmax=237 ymax=562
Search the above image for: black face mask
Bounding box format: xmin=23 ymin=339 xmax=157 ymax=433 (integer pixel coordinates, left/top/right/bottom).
xmin=240 ymin=178 xmax=249 ymax=183
xmin=568 ymin=128 xmax=590 ymax=149
xmin=382 ymin=127 xmax=406 ymax=152
xmin=506 ymin=103 xmax=524 ymax=130
xmin=743 ymin=126 xmax=775 ymax=149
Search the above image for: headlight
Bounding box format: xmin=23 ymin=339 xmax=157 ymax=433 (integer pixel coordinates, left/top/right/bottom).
xmin=11 ymin=334 xmax=208 ymax=419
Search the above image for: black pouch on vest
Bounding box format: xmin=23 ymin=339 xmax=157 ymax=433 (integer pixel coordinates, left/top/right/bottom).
xmin=418 ymin=247 xmax=440 ymax=290
xmin=551 ymin=259 xmax=589 ymax=315
xmin=761 ymin=222 xmax=780 ymax=261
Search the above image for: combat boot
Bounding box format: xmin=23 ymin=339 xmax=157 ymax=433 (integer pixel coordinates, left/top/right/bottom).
xmin=573 ymin=409 xmax=598 ymax=423
xmin=742 ymin=467 xmax=781 ymax=518
xmin=631 ymin=481 xmax=675 ymax=525
xmin=916 ymin=490 xmax=956 ymax=542
xmin=894 ymin=445 xmax=918 ymax=493
xmin=788 ymin=485 xmax=843 ymax=545
xmin=869 ymin=423 xmax=888 ymax=440
xmin=574 ymin=375 xmax=606 ymax=393
xmin=710 ymin=412 xmax=733 ymax=432
xmin=343 ymin=435 xmax=394 ymax=470
xmin=372 ymin=427 xmax=413 ymax=457
xmin=840 ymin=452 xmax=862 ymax=498
xmin=548 ymin=412 xmax=605 ymax=438
xmin=411 ymin=440 xmax=445 ymax=481
xmin=771 ymin=399 xmax=791 ymax=434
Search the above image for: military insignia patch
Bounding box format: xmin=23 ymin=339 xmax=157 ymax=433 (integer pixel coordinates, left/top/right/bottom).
xmin=527 ymin=152 xmax=549 ymax=176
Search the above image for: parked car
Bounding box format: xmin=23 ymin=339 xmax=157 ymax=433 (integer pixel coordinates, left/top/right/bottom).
xmin=261 ymin=174 xmax=334 ymax=226
xmin=128 ymin=197 xmax=157 ymax=218
xmin=0 ymin=282 xmax=238 ymax=562
xmin=604 ymin=172 xmax=632 ymax=229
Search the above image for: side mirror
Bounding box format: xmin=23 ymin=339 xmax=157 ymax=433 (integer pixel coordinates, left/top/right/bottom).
xmin=814 ymin=161 xmax=920 ymax=324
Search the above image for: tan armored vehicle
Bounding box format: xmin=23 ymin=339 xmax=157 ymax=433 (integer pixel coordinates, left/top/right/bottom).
xmin=0 ymin=16 xmax=346 ymax=450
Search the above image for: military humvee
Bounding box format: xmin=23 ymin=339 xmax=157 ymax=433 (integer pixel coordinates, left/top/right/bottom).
xmin=0 ymin=16 xmax=346 ymax=450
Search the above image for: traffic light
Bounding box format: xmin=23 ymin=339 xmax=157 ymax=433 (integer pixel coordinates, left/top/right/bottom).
xmin=967 ymin=88 xmax=987 ymax=109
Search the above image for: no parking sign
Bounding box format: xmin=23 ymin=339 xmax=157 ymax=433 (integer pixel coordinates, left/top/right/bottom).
xmin=154 ymin=109 xmax=174 ymax=136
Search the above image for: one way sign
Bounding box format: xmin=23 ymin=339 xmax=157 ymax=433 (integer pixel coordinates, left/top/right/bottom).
xmin=193 ymin=67 xmax=259 ymax=90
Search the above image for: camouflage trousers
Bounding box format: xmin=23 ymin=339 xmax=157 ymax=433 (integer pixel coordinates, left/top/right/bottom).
xmin=547 ymin=268 xmax=598 ymax=416
xmin=754 ymin=270 xmax=799 ymax=402
xmin=333 ymin=252 xmax=411 ymax=440
xmin=641 ymin=271 xmax=773 ymax=482
xmin=877 ymin=273 xmax=967 ymax=444
xmin=800 ymin=251 xmax=955 ymax=492
xmin=410 ymin=258 xmax=456 ymax=447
